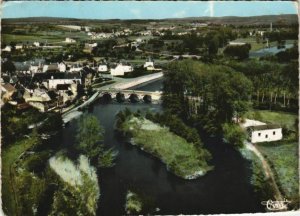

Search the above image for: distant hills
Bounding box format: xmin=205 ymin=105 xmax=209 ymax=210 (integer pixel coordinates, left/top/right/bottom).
xmin=3 ymin=14 xmax=298 ymax=26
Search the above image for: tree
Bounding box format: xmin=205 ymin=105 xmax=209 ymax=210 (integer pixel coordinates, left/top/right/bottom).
xmin=222 ymin=123 xmax=246 ymax=148
xmin=223 ymin=44 xmax=251 ymax=60
xmin=76 ymin=114 xmax=117 ymax=167
xmin=2 ymin=60 xmax=16 ymax=74
xmin=163 ymin=60 xmax=253 ymax=134
xmin=76 ymin=114 xmax=104 ymax=159
xmin=208 ymin=35 xmax=219 ymax=56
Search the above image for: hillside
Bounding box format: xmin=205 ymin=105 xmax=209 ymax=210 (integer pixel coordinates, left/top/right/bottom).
xmin=2 ymin=14 xmax=298 ymax=26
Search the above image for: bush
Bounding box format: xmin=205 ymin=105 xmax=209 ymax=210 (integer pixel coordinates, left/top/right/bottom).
xmin=222 ymin=123 xmax=246 ymax=148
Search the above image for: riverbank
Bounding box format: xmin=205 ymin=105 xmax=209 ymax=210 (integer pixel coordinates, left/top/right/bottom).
xmin=117 ymin=115 xmax=212 ymax=179
xmin=256 ymin=141 xmax=299 ymax=209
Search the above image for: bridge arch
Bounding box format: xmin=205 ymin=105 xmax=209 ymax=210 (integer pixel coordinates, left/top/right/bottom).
xmin=143 ymin=95 xmax=152 ymax=103
xmin=129 ymin=93 xmax=140 ymax=103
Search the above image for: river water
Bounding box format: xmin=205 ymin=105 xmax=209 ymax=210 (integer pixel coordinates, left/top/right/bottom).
xmin=249 ymin=44 xmax=293 ymax=58
xmin=58 ymin=78 xmax=264 ymax=215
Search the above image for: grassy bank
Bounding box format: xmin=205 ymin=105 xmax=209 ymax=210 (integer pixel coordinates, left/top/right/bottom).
xmin=245 ymin=110 xmax=297 ymax=131
xmin=239 ymin=146 xmax=275 ymax=201
xmin=2 ymin=136 xmax=39 ymax=215
xmin=118 ymin=116 xmax=212 ymax=179
xmin=256 ymin=141 xmax=299 ymax=208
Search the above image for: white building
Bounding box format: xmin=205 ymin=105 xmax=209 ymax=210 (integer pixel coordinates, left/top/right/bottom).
xmin=45 ymin=78 xmax=81 ymax=90
xmin=58 ymin=62 xmax=67 ymax=72
xmin=33 ymin=42 xmax=40 ymax=47
xmin=247 ymin=124 xmax=282 ymax=143
xmin=65 ymin=38 xmax=76 ymax=43
xmin=86 ymin=43 xmax=98 ymax=48
xmin=98 ymin=65 xmax=108 ymax=73
xmin=29 ymin=64 xmax=43 ymax=73
xmin=69 ymin=65 xmax=83 ymax=72
xmin=15 ymin=44 xmax=23 ymax=50
xmin=2 ymin=46 xmax=12 ymax=52
xmin=110 ymin=63 xmax=133 ymax=76
xmin=144 ymin=61 xmax=154 ymax=68
xmin=228 ymin=42 xmax=247 ymax=46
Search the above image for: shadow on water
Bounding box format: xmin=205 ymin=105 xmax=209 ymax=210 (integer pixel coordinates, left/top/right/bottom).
xmin=59 ymin=78 xmax=264 ymax=215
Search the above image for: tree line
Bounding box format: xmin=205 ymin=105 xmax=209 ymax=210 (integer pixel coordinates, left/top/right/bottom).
xmin=162 ymin=60 xmax=253 ymax=135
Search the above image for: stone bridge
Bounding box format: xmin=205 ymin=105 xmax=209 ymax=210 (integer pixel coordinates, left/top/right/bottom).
xmin=98 ymin=89 xmax=162 ymax=103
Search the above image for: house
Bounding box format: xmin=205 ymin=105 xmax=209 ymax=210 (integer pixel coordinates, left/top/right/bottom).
xmin=2 ymin=46 xmax=12 ymax=52
xmin=15 ymin=44 xmax=23 ymax=50
xmin=65 ymin=37 xmax=76 ymax=43
xmin=257 ymin=31 xmax=265 ymax=37
xmin=58 ymin=62 xmax=67 ymax=72
xmin=56 ymin=83 xmax=77 ymax=104
xmin=1 ymin=83 xmax=16 ymax=102
xmin=98 ymin=64 xmax=108 ymax=73
xmin=110 ymin=63 xmax=133 ymax=76
xmin=85 ymin=43 xmax=98 ymax=48
xmin=33 ymin=42 xmax=40 ymax=47
xmin=144 ymin=59 xmax=154 ymax=69
xmin=43 ymin=64 xmax=59 ymax=73
xmin=228 ymin=42 xmax=246 ymax=46
xmin=70 ymin=65 xmax=83 ymax=72
xmin=23 ymin=88 xmax=52 ymax=112
xmin=29 ymin=63 xmax=43 ymax=73
xmin=247 ymin=124 xmax=283 ymax=143
xmin=45 ymin=76 xmax=81 ymax=90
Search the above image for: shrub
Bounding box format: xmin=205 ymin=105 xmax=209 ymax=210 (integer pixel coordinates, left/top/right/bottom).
xmin=222 ymin=123 xmax=246 ymax=148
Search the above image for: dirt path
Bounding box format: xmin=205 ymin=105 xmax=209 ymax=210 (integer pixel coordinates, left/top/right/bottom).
xmin=245 ymin=142 xmax=283 ymax=201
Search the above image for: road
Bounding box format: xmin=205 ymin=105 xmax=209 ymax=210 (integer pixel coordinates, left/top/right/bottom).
xmin=245 ymin=141 xmax=283 ymax=201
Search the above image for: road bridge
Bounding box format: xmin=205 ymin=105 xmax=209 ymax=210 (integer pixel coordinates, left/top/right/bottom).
xmin=98 ymin=89 xmax=162 ymax=102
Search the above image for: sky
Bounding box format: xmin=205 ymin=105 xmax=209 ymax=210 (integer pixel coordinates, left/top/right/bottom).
xmin=2 ymin=1 xmax=298 ymax=19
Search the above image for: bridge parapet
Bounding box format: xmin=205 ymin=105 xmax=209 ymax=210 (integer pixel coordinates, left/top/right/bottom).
xmin=98 ymin=89 xmax=162 ymax=101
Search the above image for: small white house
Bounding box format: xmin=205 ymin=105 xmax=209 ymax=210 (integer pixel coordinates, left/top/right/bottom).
xmin=29 ymin=63 xmax=43 ymax=73
xmin=110 ymin=63 xmax=133 ymax=76
xmin=2 ymin=46 xmax=12 ymax=52
xmin=65 ymin=38 xmax=76 ymax=43
xmin=144 ymin=60 xmax=154 ymax=69
xmin=15 ymin=44 xmax=23 ymax=50
xmin=247 ymin=124 xmax=282 ymax=143
xmin=58 ymin=62 xmax=67 ymax=72
xmin=228 ymin=42 xmax=246 ymax=46
xmin=33 ymin=42 xmax=40 ymax=47
xmin=98 ymin=65 xmax=108 ymax=73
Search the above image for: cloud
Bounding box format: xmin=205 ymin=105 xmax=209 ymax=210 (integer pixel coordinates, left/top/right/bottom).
xmin=173 ymin=10 xmax=187 ymax=18
xmin=130 ymin=9 xmax=142 ymax=19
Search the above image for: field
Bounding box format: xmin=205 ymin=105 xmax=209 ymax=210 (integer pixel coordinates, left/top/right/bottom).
xmin=2 ymin=30 xmax=90 ymax=44
xmin=256 ymin=142 xmax=299 ymax=204
xmin=245 ymin=110 xmax=297 ymax=131
xmin=120 ymin=116 xmax=212 ymax=179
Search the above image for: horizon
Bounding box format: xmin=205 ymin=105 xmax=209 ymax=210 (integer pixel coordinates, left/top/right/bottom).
xmin=3 ymin=13 xmax=298 ymax=21
xmin=2 ymin=1 xmax=298 ymax=20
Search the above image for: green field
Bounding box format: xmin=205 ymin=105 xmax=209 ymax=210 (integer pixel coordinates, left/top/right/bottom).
xmin=2 ymin=31 xmax=90 ymax=44
xmin=245 ymin=110 xmax=297 ymax=131
xmin=256 ymin=142 xmax=299 ymax=204
xmin=120 ymin=116 xmax=212 ymax=179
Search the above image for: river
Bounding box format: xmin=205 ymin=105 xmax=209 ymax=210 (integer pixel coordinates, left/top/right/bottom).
xmin=250 ymin=44 xmax=293 ymax=58
xmin=57 ymin=78 xmax=264 ymax=215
